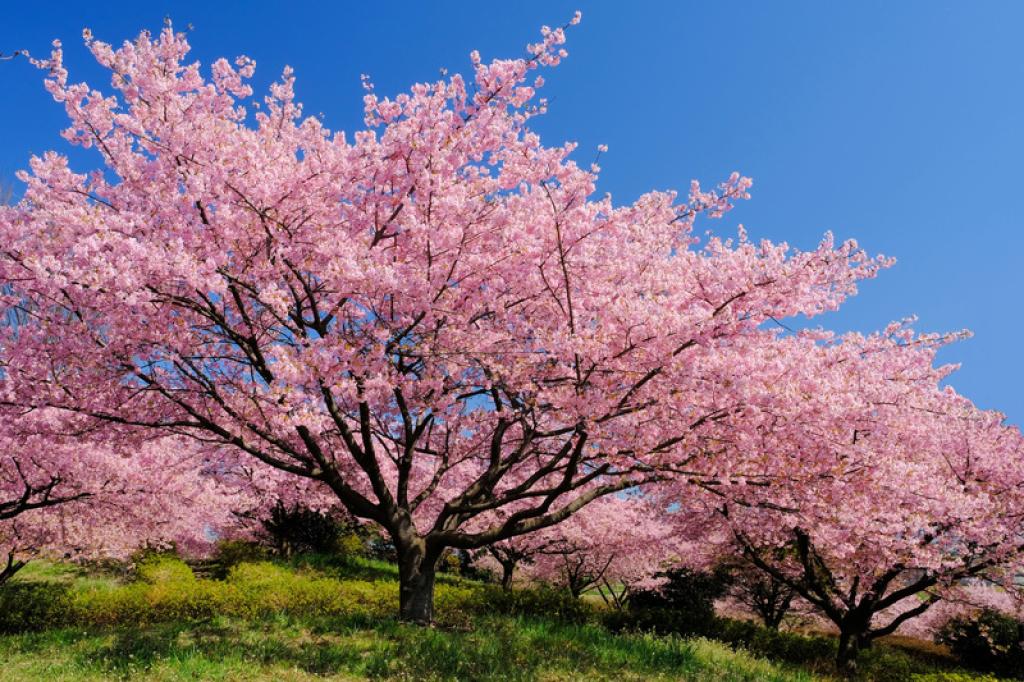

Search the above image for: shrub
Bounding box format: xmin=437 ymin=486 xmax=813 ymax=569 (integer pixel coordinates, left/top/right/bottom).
xmin=261 ymin=502 xmax=357 ymax=557
xmin=337 ymin=531 xmax=366 ymax=558
xmin=476 ymin=584 xmax=594 ymax=624
xmin=616 ymin=567 xmax=729 ymax=636
xmin=58 ymin=560 xmax=403 ymax=628
xmin=938 ymin=608 xmax=1024 ymax=679
xmin=71 ymin=584 xmax=149 ymax=626
xmin=0 ymin=582 xmax=71 ymax=632
xmin=134 ymin=555 xmax=196 ymax=585
xmin=224 ymin=560 xmax=293 ymax=586
xmin=711 ymin=618 xmax=835 ymax=665
xmin=214 ymin=539 xmax=269 ymax=572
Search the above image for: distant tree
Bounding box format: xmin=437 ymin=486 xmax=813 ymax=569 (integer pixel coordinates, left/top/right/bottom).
xmin=719 ymin=553 xmax=797 ymax=630
xmin=510 ymin=494 xmax=681 ymax=607
xmin=0 ymin=410 xmax=240 ymax=585
xmin=675 ymin=327 xmax=1024 ymax=675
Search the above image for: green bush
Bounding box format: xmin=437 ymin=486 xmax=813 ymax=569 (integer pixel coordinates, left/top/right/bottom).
xmin=0 ymin=559 xmax=400 ymax=630
xmin=337 ymin=531 xmax=366 ymax=558
xmin=135 ymin=556 xmax=196 ymax=585
xmin=938 ymin=608 xmax=1024 ymax=679
xmin=712 ymin=618 xmax=835 ymax=665
xmin=213 ymin=539 xmax=269 ymax=574
xmin=261 ymin=501 xmax=364 ymax=557
xmin=221 ymin=561 xmax=397 ymax=619
xmin=620 ymin=567 xmax=729 ymax=636
xmin=0 ymin=582 xmax=71 ymax=632
xmin=224 ymin=560 xmax=292 ymax=586
xmin=475 ymin=584 xmax=595 ymax=624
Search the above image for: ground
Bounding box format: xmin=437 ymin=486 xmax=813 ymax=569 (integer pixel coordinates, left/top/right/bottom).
xmin=0 ymin=558 xmax=1006 ymax=681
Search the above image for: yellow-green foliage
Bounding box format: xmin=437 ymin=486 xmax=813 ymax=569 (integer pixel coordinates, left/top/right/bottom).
xmin=337 ymin=531 xmax=365 ymax=557
xmin=68 ymin=560 xmax=404 ymax=627
xmin=212 ymin=539 xmax=269 ymax=570
xmin=134 ymin=556 xmax=196 ymax=585
xmin=2 ymin=557 xmax=598 ymax=633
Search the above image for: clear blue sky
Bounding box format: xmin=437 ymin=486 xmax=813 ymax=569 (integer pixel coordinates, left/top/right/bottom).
xmin=2 ymin=2 xmax=1022 ymax=423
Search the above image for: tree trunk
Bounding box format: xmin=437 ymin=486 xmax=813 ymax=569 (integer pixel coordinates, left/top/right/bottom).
xmin=763 ymin=611 xmax=784 ymax=631
xmin=835 ymin=629 xmax=863 ymax=676
xmin=397 ymin=541 xmax=438 ymax=624
xmin=500 ymin=561 xmax=515 ymax=591
xmin=0 ymin=554 xmax=26 ymax=586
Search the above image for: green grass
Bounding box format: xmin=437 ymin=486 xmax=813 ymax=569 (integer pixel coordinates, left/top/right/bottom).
xmin=15 ymin=559 xmax=123 ymax=591
xmin=0 ymin=556 xmax=1006 ymax=681
xmin=0 ymin=613 xmax=815 ymax=681
xmin=0 ymin=556 xmax=815 ymax=681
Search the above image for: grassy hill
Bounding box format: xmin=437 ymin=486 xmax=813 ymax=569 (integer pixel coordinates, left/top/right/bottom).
xmin=0 ymin=557 xmax=1003 ymax=681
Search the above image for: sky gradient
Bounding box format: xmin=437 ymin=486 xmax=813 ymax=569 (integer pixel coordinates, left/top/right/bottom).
xmin=2 ymin=1 xmax=1022 ymax=423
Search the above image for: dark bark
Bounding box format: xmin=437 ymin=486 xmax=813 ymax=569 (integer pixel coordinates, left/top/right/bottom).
xmin=836 ymin=629 xmax=862 ymax=676
xmin=762 ymin=604 xmax=787 ymax=630
xmin=835 ymin=618 xmax=873 ymax=676
xmin=397 ymin=540 xmax=439 ymax=624
xmin=0 ymin=553 xmax=26 ymax=586
xmin=500 ymin=560 xmax=515 ymax=591
xmin=743 ymin=573 xmax=794 ymax=630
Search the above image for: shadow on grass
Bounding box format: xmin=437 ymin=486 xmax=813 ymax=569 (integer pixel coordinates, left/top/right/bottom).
xmin=14 ymin=614 xmax=808 ymax=681
xmin=95 ymin=617 xmax=374 ymax=676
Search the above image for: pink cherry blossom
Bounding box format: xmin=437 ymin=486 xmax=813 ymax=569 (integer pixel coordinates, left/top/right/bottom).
xmin=0 ymin=18 xmax=886 ymax=622
xmin=665 ymin=326 xmax=1024 ymax=673
xmin=0 ymin=408 xmax=243 ymax=582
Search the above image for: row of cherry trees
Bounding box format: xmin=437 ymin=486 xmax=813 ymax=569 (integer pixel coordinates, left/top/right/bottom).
xmin=0 ymin=409 xmax=246 ymax=582
xmin=0 ymin=15 xmax=1021 ymax=675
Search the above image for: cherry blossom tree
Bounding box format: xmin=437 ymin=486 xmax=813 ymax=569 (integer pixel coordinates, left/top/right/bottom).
xmin=889 ymin=581 xmax=1024 ymax=641
xmin=0 ymin=17 xmax=887 ymax=622
xmin=718 ymin=551 xmax=798 ymax=630
xmin=480 ymin=492 xmax=679 ymax=605
xmin=0 ymin=409 xmax=241 ymax=584
xmin=478 ymin=524 xmax=563 ymax=592
xmin=675 ymin=326 xmax=1024 ymax=674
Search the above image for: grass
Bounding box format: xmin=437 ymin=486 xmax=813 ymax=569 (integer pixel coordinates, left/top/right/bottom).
xmin=0 ymin=556 xmax=1008 ymax=681
xmin=0 ymin=613 xmax=815 ymax=681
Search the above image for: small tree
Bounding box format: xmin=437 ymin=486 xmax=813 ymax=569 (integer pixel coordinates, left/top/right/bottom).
xmin=511 ymin=494 xmax=681 ymax=606
xmin=721 ymin=554 xmax=797 ymax=630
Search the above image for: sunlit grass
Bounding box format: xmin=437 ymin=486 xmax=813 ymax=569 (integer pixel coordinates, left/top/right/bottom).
xmin=0 ymin=557 xmax=816 ymax=681
xmin=0 ymin=557 xmax=1002 ymax=681
xmin=0 ymin=613 xmax=815 ymax=681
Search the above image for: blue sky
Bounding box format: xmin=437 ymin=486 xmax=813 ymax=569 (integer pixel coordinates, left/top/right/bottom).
xmin=2 ymin=1 xmax=1022 ymax=423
